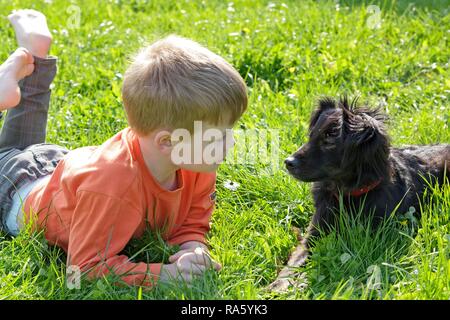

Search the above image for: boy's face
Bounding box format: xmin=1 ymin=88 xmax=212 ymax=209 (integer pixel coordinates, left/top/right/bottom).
xmin=170 ymin=121 xmax=236 ymax=172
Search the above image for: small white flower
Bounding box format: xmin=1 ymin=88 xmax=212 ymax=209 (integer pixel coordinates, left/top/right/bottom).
xmin=224 ymin=180 xmax=240 ymax=191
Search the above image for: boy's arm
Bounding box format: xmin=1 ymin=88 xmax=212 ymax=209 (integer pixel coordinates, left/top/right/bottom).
xmin=166 ymin=172 xmax=216 ymax=246
xmin=67 ymin=190 xmax=162 ymax=286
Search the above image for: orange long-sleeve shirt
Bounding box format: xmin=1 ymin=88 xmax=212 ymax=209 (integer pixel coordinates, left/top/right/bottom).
xmin=23 ymin=127 xmax=216 ymax=286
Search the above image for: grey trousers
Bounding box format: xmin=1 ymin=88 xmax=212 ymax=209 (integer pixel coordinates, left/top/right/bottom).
xmin=0 ymin=56 xmax=68 ymax=234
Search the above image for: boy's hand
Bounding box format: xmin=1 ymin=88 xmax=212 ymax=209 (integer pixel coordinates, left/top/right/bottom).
xmin=179 ymin=240 xmax=208 ymax=251
xmin=160 ymin=247 xmax=221 ymax=284
xmin=169 ymin=246 xmax=221 ymax=271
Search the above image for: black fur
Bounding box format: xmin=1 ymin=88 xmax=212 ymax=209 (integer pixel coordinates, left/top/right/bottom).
xmin=268 ymin=96 xmax=450 ymax=292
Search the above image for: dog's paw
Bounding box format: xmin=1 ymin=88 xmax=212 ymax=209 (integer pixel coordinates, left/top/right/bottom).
xmin=267 ymin=278 xmax=292 ymax=293
xmin=286 ymin=247 xmax=309 ymax=268
xmin=266 ymin=272 xmax=309 ymax=294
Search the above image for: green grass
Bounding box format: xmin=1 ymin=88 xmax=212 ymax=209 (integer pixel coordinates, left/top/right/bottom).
xmin=0 ymin=0 xmax=449 ymax=299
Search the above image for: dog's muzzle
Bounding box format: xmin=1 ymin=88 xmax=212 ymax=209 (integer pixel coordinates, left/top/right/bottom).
xmin=285 ymin=157 xmax=300 ymax=170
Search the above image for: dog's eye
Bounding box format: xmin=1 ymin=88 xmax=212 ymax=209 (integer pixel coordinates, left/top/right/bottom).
xmin=322 ymin=130 xmax=339 ymax=146
xmin=324 ymin=131 xmax=337 ymax=139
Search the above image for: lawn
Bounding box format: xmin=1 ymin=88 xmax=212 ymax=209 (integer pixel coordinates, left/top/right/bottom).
xmin=0 ymin=0 xmax=449 ymax=300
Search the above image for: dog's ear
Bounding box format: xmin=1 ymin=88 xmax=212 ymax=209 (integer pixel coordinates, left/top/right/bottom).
xmin=340 ymin=97 xmax=388 ymax=145
xmin=341 ymin=99 xmax=390 ymax=183
xmin=318 ymin=97 xmax=337 ymax=111
xmin=340 ymin=95 xmax=360 ymax=122
xmin=345 ymin=113 xmax=384 ymax=146
xmin=310 ymin=97 xmax=337 ymax=129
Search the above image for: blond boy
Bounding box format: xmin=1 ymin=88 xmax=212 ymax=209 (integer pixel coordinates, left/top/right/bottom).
xmin=0 ymin=10 xmax=247 ymax=286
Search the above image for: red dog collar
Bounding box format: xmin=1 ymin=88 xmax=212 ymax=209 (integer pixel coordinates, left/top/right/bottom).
xmin=334 ymin=179 xmax=383 ymax=199
xmin=349 ymin=179 xmax=382 ymax=197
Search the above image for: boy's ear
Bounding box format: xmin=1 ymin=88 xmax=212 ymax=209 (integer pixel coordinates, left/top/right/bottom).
xmin=154 ymin=130 xmax=173 ymax=153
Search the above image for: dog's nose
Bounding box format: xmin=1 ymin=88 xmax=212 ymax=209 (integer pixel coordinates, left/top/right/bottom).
xmin=285 ymin=157 xmax=298 ymax=169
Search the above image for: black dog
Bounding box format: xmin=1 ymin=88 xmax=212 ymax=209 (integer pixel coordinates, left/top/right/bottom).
xmin=268 ymin=96 xmax=450 ymax=292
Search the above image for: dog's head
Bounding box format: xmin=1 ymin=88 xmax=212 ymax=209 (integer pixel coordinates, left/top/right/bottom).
xmin=285 ymin=96 xmax=390 ymax=186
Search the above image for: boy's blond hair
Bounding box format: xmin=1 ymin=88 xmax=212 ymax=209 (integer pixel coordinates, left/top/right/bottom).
xmin=122 ymin=35 xmax=248 ymax=135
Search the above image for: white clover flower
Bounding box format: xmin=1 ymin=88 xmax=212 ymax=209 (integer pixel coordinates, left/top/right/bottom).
xmin=224 ymin=180 xmax=240 ymax=191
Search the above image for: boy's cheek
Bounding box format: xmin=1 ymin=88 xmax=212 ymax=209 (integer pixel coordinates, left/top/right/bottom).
xmin=179 ymin=163 xmax=220 ymax=173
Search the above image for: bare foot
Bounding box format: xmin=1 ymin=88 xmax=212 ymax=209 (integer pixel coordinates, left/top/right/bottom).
xmin=0 ymin=48 xmax=35 ymax=110
xmin=8 ymin=9 xmax=52 ymax=59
